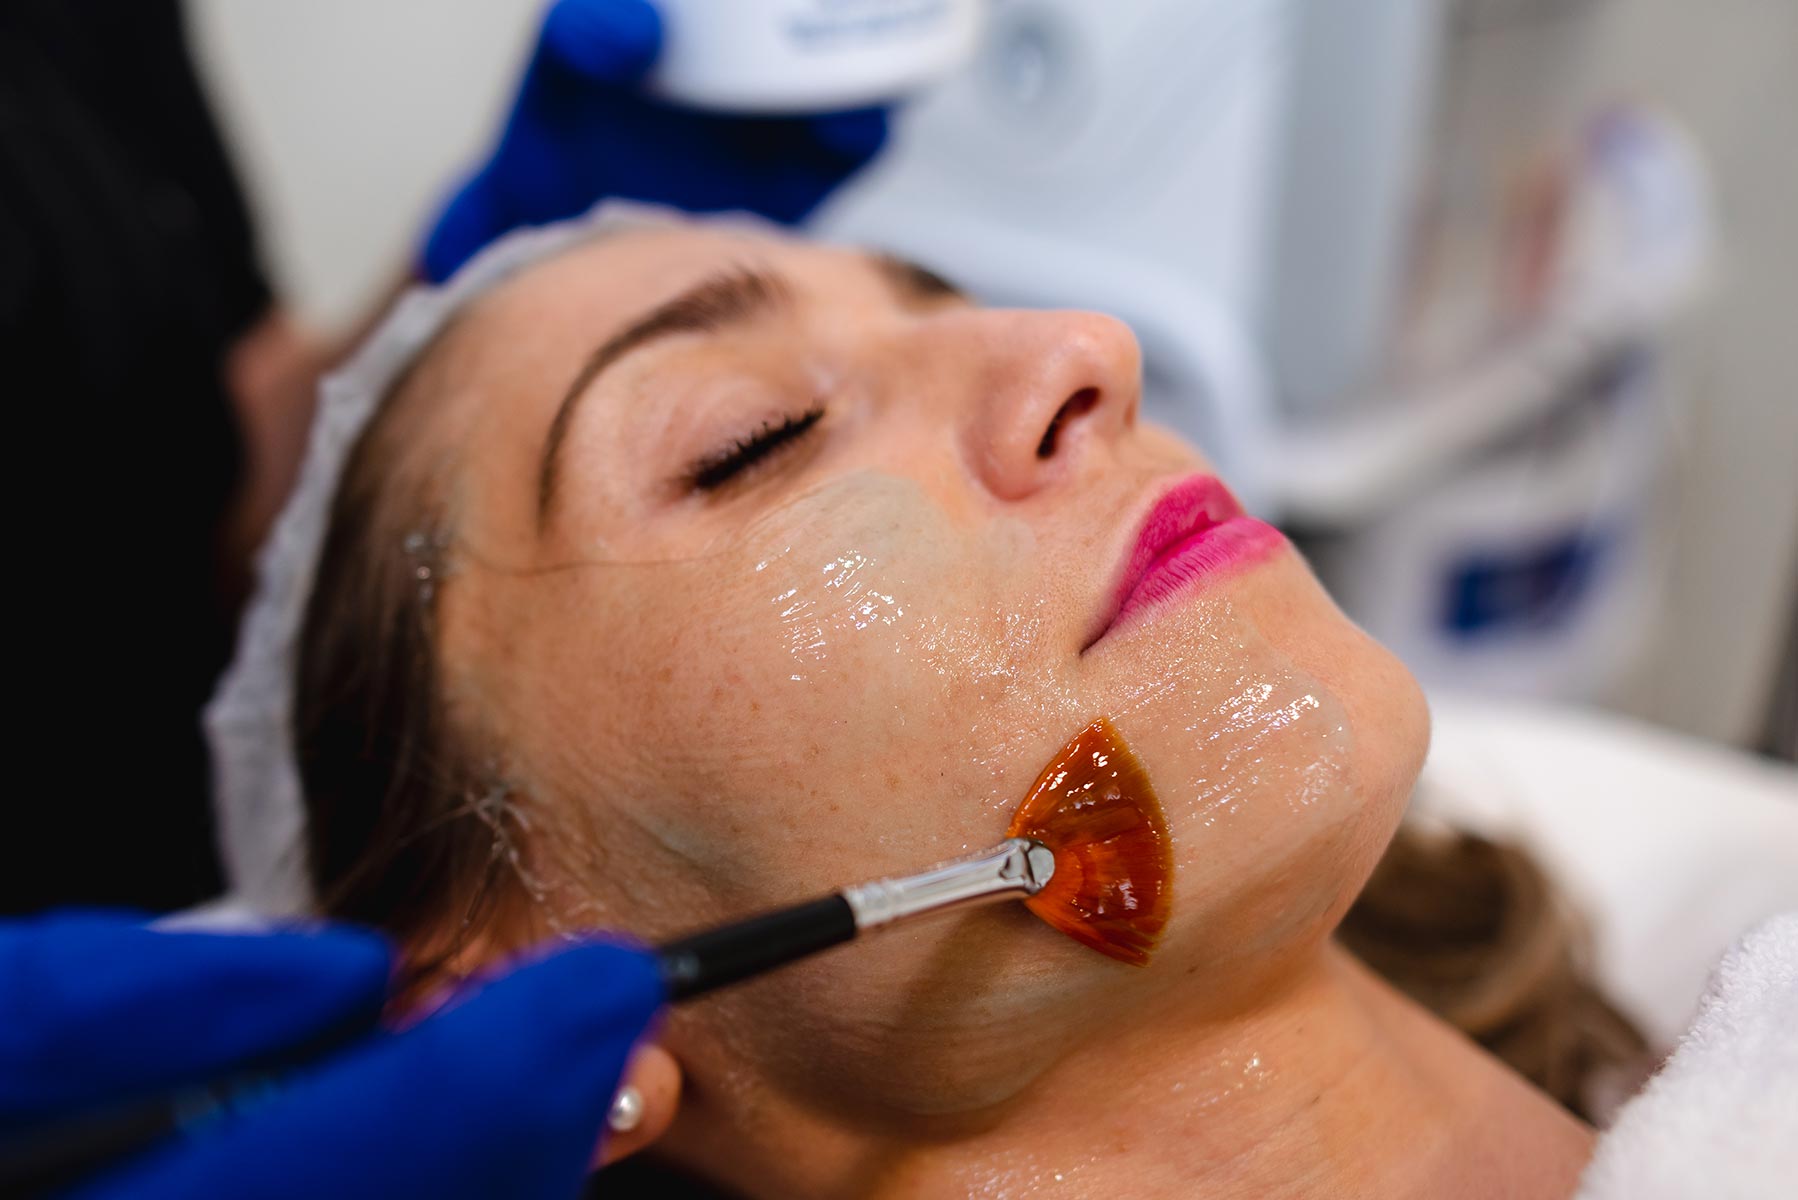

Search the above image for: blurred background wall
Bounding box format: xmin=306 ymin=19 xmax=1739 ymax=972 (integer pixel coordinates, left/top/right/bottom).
xmin=186 ymin=0 xmax=1795 ymax=754
xmin=187 ymin=0 xmax=537 ymax=324
xmin=1580 ymin=0 xmax=1796 ymax=750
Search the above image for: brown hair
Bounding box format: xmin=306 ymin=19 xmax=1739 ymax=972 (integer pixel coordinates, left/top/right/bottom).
xmin=1340 ymin=823 xmax=1648 ymax=1119
xmin=293 ymin=337 xmax=1646 ymax=1118
xmin=294 ymin=333 xmax=521 ymax=965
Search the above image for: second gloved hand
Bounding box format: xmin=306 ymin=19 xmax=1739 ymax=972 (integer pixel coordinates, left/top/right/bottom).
xmin=422 ymin=0 xmax=890 ymax=282
xmin=1 ymin=914 xmax=662 ymax=1200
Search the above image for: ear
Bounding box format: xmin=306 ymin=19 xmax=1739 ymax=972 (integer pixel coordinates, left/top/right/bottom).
xmin=595 ymin=1041 xmax=683 ymax=1167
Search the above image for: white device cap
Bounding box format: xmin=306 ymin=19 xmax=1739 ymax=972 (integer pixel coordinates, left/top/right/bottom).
xmin=648 ymin=0 xmax=981 ymax=114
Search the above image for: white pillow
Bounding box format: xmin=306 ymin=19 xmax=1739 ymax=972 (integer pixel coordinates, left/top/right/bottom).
xmin=1418 ymin=694 xmax=1798 ymax=1046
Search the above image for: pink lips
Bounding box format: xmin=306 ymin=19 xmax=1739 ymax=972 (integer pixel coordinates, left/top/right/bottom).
xmin=1088 ymin=475 xmax=1284 ymax=647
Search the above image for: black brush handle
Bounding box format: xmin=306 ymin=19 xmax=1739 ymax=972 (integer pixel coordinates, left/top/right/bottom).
xmin=655 ymin=894 xmax=857 ymax=1001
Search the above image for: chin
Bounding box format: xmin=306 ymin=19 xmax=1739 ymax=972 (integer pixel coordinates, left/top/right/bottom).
xmin=1253 ymin=552 xmax=1432 ymax=864
xmin=1098 ymin=546 xmax=1431 ymax=990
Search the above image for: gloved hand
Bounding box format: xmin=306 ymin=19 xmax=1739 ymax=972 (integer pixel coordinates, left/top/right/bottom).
xmin=421 ymin=0 xmax=891 ymax=282
xmin=0 ymin=911 xmax=662 ymax=1200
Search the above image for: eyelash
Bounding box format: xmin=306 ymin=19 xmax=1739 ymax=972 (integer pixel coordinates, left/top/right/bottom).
xmin=688 ymin=405 xmax=825 ymax=492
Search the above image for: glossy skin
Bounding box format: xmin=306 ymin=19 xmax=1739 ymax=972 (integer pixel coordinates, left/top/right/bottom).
xmin=392 ymin=221 xmax=1489 ymax=1193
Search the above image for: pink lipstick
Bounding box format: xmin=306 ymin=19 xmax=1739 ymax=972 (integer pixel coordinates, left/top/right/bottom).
xmin=1087 ymin=475 xmax=1284 ymax=647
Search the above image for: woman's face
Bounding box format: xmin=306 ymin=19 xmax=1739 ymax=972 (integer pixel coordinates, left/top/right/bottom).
xmin=423 ymin=222 xmax=1428 ymax=1114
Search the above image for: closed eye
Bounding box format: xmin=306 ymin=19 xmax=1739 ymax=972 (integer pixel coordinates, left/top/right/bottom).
xmin=687 ymin=406 xmax=825 ymax=492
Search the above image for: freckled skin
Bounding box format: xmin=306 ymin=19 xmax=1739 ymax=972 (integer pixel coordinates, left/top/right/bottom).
xmin=407 ymin=225 xmax=1448 ymax=1183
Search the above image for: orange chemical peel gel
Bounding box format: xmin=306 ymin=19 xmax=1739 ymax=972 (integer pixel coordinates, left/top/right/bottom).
xmin=1007 ymin=717 xmax=1173 ymax=965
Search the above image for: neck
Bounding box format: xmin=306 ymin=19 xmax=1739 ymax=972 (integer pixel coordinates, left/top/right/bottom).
xmin=670 ymin=943 xmax=1594 ymax=1199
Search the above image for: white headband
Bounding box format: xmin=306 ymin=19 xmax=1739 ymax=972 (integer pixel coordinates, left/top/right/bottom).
xmin=204 ymin=200 xmax=724 ymax=914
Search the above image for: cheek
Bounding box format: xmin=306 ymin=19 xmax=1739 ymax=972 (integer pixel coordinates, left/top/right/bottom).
xmin=527 ymin=475 xmax=1060 ymax=919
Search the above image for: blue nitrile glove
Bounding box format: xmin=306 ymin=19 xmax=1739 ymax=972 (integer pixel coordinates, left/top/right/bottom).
xmin=421 ymin=0 xmax=890 ymax=282
xmin=1 ymin=911 xmax=663 ymax=1200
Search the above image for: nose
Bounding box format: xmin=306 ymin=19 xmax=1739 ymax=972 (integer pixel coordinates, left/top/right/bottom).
xmin=950 ymin=310 xmax=1141 ymax=502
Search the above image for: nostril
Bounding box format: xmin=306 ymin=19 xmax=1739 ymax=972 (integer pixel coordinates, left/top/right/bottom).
xmin=1036 ymin=387 xmax=1100 ymax=459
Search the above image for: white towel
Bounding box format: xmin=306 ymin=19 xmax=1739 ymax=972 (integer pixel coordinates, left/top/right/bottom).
xmin=1578 ymin=912 xmax=1798 ymax=1199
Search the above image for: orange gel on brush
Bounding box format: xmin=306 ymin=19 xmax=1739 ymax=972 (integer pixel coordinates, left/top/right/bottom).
xmin=1007 ymin=717 xmax=1172 ymax=965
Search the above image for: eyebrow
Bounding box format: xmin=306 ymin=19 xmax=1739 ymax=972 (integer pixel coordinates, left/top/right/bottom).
xmin=870 ymin=251 xmax=964 ymax=305
xmin=536 ymin=266 xmax=794 ymax=523
xmin=535 ymin=253 xmax=965 ymax=527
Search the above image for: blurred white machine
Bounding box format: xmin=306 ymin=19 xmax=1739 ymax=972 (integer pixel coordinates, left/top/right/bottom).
xmin=816 ymin=0 xmax=1709 ymax=703
xmin=816 ymin=0 xmax=1319 ymax=508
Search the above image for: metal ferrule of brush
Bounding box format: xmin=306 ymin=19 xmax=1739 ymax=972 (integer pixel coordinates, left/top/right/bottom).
xmin=841 ymin=837 xmax=1056 ymax=931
